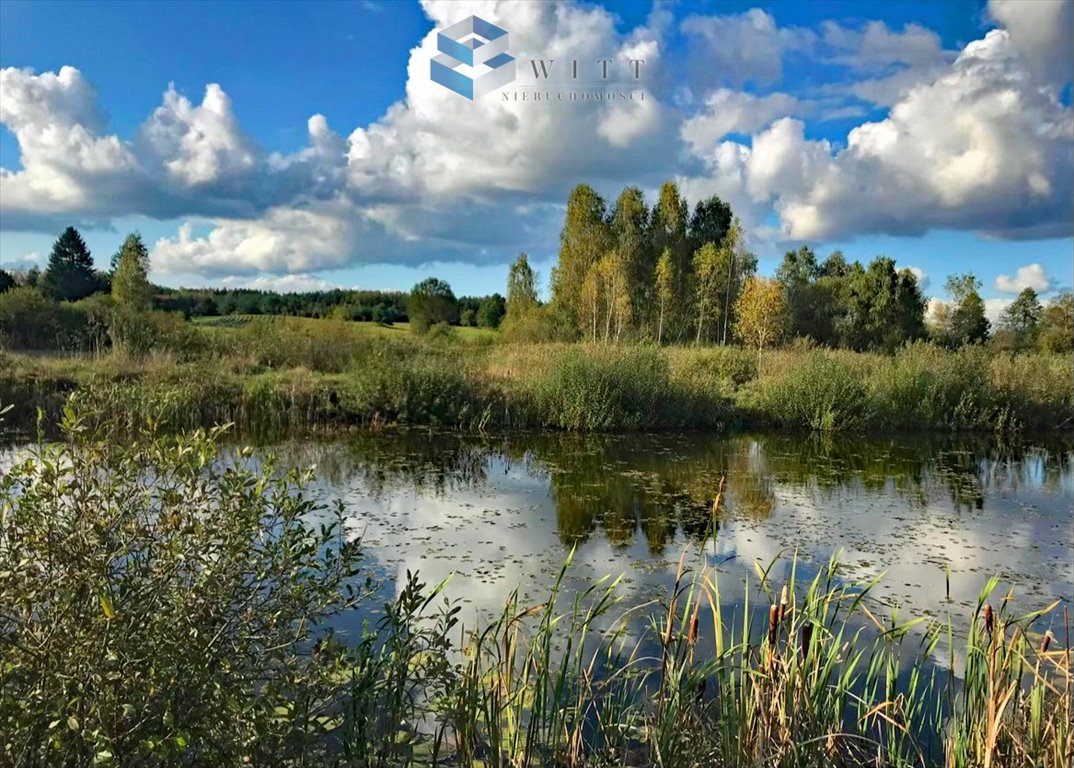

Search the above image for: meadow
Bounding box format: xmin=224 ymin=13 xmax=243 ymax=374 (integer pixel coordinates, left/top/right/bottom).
xmin=1 ymin=315 xmax=1070 ymax=438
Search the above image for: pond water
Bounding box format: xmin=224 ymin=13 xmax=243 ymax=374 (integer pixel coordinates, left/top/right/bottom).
xmin=4 ymin=429 xmax=1070 ymax=671
xmin=267 ymin=430 xmax=1073 ymax=656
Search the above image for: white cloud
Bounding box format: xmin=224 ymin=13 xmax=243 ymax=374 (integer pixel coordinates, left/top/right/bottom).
xmin=994 ymin=263 xmax=1054 ymax=294
xmin=151 ymin=204 xmax=361 ymax=276
xmin=984 ymin=297 xmax=1012 ymax=325
xmin=907 ymin=266 xmax=929 ymax=290
xmin=987 ymin=0 xmax=1073 ymax=86
xmin=221 ymin=273 xmax=342 ymax=293
xmin=681 ymin=9 xmax=814 ymax=88
xmin=821 ymin=20 xmax=954 ymax=106
xmin=680 ymin=90 xmax=801 ymax=154
xmin=682 ymin=28 xmax=1073 ymax=241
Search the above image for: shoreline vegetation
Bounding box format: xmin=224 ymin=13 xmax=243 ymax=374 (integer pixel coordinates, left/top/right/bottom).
xmin=3 ymin=181 xmax=1072 ymax=439
xmin=1 ymin=324 xmax=1071 ymax=437
xmin=1 ymin=413 xmax=1070 ymax=767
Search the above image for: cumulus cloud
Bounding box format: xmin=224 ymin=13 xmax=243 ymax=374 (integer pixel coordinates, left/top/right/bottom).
xmin=820 ymin=20 xmax=955 ymax=106
xmin=984 ymin=297 xmax=1013 ymax=325
xmin=907 ymin=266 xmax=929 ymax=290
xmin=1 ymin=0 xmax=1071 ymax=282
xmin=994 ymin=263 xmax=1054 ymax=294
xmin=681 ymin=27 xmax=1073 ymax=241
xmin=987 ymin=0 xmax=1073 ymax=86
xmin=221 ymin=273 xmax=343 ymax=293
xmin=681 ymin=9 xmax=814 ymax=88
xmin=680 ymin=90 xmax=801 ymax=154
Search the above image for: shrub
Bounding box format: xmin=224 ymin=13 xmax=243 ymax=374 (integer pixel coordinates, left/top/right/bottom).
xmin=0 ymin=287 xmax=99 ymax=352
xmin=342 ymin=347 xmax=492 ymax=427
xmin=754 ymin=350 xmax=873 ymax=431
xmin=0 ymin=414 xmax=367 ymax=766
xmin=869 ymin=343 xmax=993 ymax=430
xmin=527 ymin=345 xmax=719 ymax=430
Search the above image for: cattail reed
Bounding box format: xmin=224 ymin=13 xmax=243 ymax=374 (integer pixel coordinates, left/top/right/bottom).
xmin=1041 ymin=629 xmax=1053 ymax=653
xmin=800 ymin=623 xmax=813 ymax=661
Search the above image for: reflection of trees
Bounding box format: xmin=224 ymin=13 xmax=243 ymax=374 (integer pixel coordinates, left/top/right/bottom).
xmin=261 ymin=428 xmax=1073 ymax=556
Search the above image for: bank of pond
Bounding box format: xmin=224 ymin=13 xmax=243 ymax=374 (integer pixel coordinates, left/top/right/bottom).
xmin=1 ymin=337 xmax=1070 ymax=437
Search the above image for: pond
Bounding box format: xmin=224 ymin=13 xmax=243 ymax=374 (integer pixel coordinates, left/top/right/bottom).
xmin=263 ymin=430 xmax=1073 ymax=656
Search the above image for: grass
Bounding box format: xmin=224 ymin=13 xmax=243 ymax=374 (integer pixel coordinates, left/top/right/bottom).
xmin=2 ymin=416 xmax=1070 ymax=767
xmin=1 ymin=318 xmax=1071 ymax=436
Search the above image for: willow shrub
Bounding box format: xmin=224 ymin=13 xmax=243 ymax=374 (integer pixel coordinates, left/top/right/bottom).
xmin=0 ymin=411 xmax=376 ymax=766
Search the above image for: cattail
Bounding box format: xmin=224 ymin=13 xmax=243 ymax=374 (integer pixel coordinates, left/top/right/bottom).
xmin=778 ymin=585 xmax=789 ymax=623
xmin=688 ymin=611 xmax=699 ymax=646
xmin=1041 ymin=630 xmax=1054 ymax=653
xmin=768 ymin=604 xmax=779 ymax=646
xmin=800 ymin=623 xmax=813 ymax=661
xmin=984 ymin=604 xmax=994 ymax=635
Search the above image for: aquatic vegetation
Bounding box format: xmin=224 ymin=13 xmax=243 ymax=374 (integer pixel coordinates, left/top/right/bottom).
xmin=1 ymin=414 xmax=1070 ymax=766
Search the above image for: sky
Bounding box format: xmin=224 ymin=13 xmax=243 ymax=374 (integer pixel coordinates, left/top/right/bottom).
xmin=0 ymin=0 xmax=1071 ymax=317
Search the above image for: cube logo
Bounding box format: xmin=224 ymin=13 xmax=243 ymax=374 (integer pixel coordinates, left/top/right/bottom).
xmin=430 ymin=16 xmax=516 ymax=99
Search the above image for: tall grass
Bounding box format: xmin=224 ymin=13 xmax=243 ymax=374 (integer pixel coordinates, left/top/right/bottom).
xmin=2 ymin=328 xmax=1071 ymax=435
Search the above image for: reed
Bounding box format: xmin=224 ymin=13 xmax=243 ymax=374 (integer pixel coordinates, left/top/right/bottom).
xmin=1 ymin=335 xmax=1070 ymax=435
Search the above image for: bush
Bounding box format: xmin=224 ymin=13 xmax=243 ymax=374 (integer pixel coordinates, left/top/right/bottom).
xmin=0 ymin=287 xmax=100 ymax=352
xmin=342 ymin=347 xmax=492 ymax=427
xmin=528 ymin=345 xmax=718 ymax=430
xmin=0 ymin=414 xmax=367 ymax=766
xmin=869 ymin=343 xmax=993 ymax=430
xmin=754 ymin=350 xmax=873 ymax=431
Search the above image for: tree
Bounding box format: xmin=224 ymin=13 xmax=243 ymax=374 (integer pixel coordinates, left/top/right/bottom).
xmin=552 ymin=184 xmax=611 ymax=330
xmin=775 ymin=245 xmax=819 ymax=340
xmin=734 ymin=276 xmax=787 ymax=355
xmin=692 ymin=218 xmax=753 ymax=344
xmin=610 ymin=186 xmax=651 ymax=335
xmin=692 ymin=242 xmax=721 ymax=344
xmin=943 ymin=272 xmax=989 ymax=345
xmin=654 ymin=248 xmax=674 ymax=344
xmin=579 ymin=252 xmax=630 ymax=343
xmin=999 ymin=288 xmax=1042 ymax=347
xmin=688 ymin=195 xmax=732 ymax=254
xmin=41 ymin=226 xmax=100 ymax=302
xmin=506 ymin=253 xmax=538 ymax=318
xmin=842 ymin=257 xmax=925 ymax=351
xmin=476 ymin=294 xmax=506 ymax=329
xmin=651 ymin=182 xmax=691 ymax=340
xmin=407 ymin=278 xmax=458 ymax=334
xmin=1036 ymin=291 xmax=1073 ymax=353
xmin=0 ymin=269 xmax=13 ymax=294
xmin=111 ymin=233 xmax=153 ymax=312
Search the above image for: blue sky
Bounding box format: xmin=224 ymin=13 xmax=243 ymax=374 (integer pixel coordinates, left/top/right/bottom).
xmin=1 ymin=0 xmax=1071 ymax=313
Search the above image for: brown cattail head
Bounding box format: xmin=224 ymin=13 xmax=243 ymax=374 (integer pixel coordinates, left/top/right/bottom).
xmin=1041 ymin=630 xmax=1054 ymax=654
xmin=689 ymin=612 xmax=700 ymax=646
xmin=984 ymin=604 xmax=994 ymax=636
xmin=768 ymin=604 xmax=779 ymax=646
xmin=801 ymin=624 xmax=813 ymax=661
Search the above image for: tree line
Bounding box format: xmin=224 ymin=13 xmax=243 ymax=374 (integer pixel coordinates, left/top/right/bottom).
xmin=488 ymin=181 xmax=1072 ymax=354
xmin=3 ymin=207 xmax=1071 ymax=355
